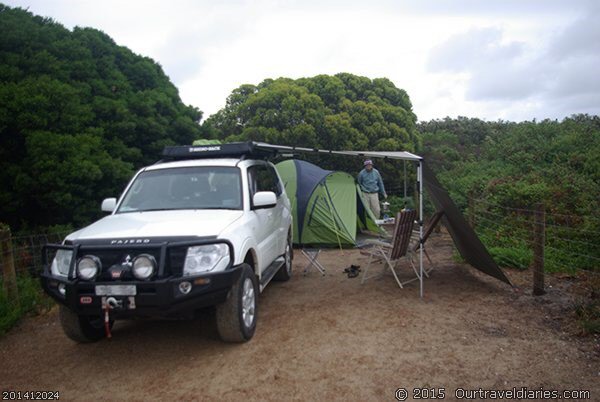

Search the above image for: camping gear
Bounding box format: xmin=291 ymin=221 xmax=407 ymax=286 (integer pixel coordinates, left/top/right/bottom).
xmin=381 ymin=201 xmax=391 ymax=220
xmin=343 ymin=265 xmax=361 ymax=278
xmin=243 ymin=142 xmax=511 ymax=297
xmin=360 ymin=210 xmax=420 ymax=288
xmin=302 ymin=249 xmax=326 ymax=276
xmin=275 ymin=159 xmax=383 ymax=247
xmin=411 ymin=210 xmax=445 ymax=274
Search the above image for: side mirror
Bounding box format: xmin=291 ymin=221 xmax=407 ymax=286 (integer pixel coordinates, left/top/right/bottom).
xmin=101 ymin=198 xmax=117 ymax=212
xmin=252 ymin=191 xmax=277 ymax=209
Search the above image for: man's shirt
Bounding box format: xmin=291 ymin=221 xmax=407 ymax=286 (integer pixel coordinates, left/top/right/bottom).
xmin=357 ymin=168 xmax=386 ymax=196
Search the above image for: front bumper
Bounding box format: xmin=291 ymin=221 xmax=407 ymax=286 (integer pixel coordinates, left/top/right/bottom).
xmin=40 ymin=238 xmax=240 ymax=319
xmin=41 ymin=267 xmax=242 ymax=318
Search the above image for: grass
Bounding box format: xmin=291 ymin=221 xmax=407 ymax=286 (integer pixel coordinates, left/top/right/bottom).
xmin=574 ymin=299 xmax=600 ymax=335
xmin=0 ymin=275 xmax=54 ymax=337
xmin=488 ymin=246 xmax=532 ymax=270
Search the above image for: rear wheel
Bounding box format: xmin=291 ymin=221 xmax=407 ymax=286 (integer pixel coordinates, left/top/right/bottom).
xmin=59 ymin=305 xmax=112 ymax=343
xmin=216 ymin=264 xmax=258 ymax=342
xmin=274 ymin=233 xmax=293 ymax=281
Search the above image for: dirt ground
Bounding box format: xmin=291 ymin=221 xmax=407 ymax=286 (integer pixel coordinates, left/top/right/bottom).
xmin=1 ymin=232 xmax=598 ymax=401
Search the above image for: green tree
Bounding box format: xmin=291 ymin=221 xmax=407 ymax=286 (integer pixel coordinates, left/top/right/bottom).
xmin=203 ymin=73 xmax=419 ymax=191
xmin=0 ymin=4 xmax=203 ymax=230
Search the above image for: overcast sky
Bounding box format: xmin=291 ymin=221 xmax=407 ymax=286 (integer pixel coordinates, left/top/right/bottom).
xmin=5 ymin=0 xmax=600 ymax=122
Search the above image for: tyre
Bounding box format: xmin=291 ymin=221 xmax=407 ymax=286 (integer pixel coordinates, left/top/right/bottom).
xmin=59 ymin=305 xmax=112 ymax=343
xmin=216 ymin=264 xmax=258 ymax=342
xmin=273 ymin=233 xmax=293 ymax=282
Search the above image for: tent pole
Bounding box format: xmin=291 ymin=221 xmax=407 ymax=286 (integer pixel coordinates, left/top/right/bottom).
xmin=418 ymin=160 xmax=424 ymax=299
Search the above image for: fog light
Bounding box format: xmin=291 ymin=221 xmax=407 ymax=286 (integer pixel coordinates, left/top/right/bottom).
xmin=132 ymin=254 xmax=156 ymax=280
xmin=77 ymin=255 xmax=101 ymax=280
xmin=58 ymin=283 xmax=66 ymax=296
xmin=179 ymin=281 xmax=192 ymax=295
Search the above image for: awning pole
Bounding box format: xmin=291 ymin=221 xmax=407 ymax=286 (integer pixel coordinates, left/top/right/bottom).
xmin=403 ymin=160 xmax=407 ymax=198
xmin=418 ymin=160 xmax=424 ymax=298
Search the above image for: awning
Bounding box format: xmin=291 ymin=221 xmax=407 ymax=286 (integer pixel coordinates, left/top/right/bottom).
xmin=253 ymin=142 xmax=422 ymax=161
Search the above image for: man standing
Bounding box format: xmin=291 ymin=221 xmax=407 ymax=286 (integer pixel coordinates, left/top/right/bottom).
xmin=357 ymin=159 xmax=387 ymax=219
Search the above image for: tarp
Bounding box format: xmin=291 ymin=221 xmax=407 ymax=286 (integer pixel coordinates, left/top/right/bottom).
xmin=275 ymin=159 xmax=381 ymax=246
xmin=254 ymin=142 xmax=422 ymax=161
xmin=422 ymin=162 xmax=512 ymax=285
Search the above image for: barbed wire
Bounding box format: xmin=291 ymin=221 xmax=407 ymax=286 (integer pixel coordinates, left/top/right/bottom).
xmin=472 ymin=210 xmax=533 ymax=229
xmin=8 ymin=232 xmax=68 ymax=242
xmin=472 ymin=197 xmax=600 ymax=223
xmin=470 ymin=215 xmax=536 ymax=246
xmin=472 ymin=198 xmax=536 ymax=214
xmin=471 ymin=204 xmax=600 ymax=237
xmin=474 ymin=208 xmax=534 ymax=223
xmin=471 ymin=209 xmax=600 ymax=274
xmin=476 ymin=210 xmax=600 ymax=249
xmin=549 ymin=236 xmax=600 ymax=247
xmin=537 ymin=221 xmax=600 ymax=234
xmin=475 ymin=211 xmax=599 ymax=250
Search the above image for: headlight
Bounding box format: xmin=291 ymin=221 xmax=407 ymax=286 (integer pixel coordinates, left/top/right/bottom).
xmin=183 ymin=244 xmax=230 ymax=276
xmin=51 ymin=249 xmax=72 ymax=277
xmin=77 ymin=255 xmax=101 ymax=280
xmin=132 ymin=254 xmax=156 ymax=280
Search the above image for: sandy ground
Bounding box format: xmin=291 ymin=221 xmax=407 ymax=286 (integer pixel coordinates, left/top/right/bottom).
xmin=1 ymin=232 xmax=598 ymax=401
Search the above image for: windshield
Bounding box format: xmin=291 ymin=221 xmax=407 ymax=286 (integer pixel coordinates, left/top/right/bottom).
xmin=117 ymin=166 xmax=242 ymax=213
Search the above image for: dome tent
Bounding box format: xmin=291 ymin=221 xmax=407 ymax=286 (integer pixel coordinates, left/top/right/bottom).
xmin=275 ymin=159 xmax=382 ymax=247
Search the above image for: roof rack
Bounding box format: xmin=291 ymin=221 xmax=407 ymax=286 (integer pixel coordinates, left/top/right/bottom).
xmin=162 ymin=141 xmax=277 ymax=161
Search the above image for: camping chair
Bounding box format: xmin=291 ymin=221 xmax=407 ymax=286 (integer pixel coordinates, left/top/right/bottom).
xmin=411 ymin=210 xmax=444 ymax=277
xmin=360 ymin=210 xmax=419 ymax=288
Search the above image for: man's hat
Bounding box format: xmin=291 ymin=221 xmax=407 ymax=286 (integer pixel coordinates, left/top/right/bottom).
xmin=364 ymin=159 xmax=373 ymax=166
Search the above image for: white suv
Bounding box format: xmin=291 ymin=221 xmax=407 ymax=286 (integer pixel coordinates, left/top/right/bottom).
xmin=41 ymin=143 xmax=293 ymax=343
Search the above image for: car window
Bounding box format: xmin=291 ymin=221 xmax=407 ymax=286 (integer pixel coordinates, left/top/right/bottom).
xmin=118 ymin=166 xmax=242 ymax=212
xmin=247 ymin=164 xmax=282 ymax=198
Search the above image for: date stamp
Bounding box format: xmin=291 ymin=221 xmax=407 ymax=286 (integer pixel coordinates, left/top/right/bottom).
xmin=2 ymin=391 xmax=60 ymax=400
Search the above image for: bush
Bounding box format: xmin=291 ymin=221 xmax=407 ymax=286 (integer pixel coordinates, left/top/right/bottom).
xmin=0 ymin=275 xmax=54 ymax=336
xmin=386 ymin=195 xmax=415 ymax=215
xmin=0 ymin=285 xmax=21 ymax=336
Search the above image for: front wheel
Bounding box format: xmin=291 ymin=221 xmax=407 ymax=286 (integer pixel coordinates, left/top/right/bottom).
xmin=59 ymin=305 xmax=112 ymax=343
xmin=216 ymin=264 xmax=258 ymax=342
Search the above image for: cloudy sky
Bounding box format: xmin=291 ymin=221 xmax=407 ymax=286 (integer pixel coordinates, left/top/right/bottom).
xmin=5 ymin=0 xmax=600 ymax=122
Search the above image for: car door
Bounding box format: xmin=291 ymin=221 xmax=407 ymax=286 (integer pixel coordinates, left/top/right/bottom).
xmin=247 ymin=164 xmax=279 ymax=273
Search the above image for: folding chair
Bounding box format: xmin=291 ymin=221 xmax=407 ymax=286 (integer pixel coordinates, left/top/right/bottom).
xmin=411 ymin=210 xmax=444 ymax=277
xmin=301 ymin=248 xmax=326 ymax=276
xmin=360 ymin=210 xmax=419 ymax=288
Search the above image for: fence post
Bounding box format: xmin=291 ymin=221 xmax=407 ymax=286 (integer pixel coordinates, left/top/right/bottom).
xmin=0 ymin=223 xmax=19 ymax=303
xmin=532 ymin=203 xmax=545 ymax=296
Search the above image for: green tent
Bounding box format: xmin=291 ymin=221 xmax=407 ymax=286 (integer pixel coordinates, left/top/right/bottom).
xmin=275 ymin=159 xmax=382 ymax=247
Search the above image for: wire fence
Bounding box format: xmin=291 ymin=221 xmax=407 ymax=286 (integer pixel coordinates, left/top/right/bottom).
xmin=0 ymin=231 xmax=69 ymax=280
xmin=469 ymin=198 xmax=600 ymax=275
